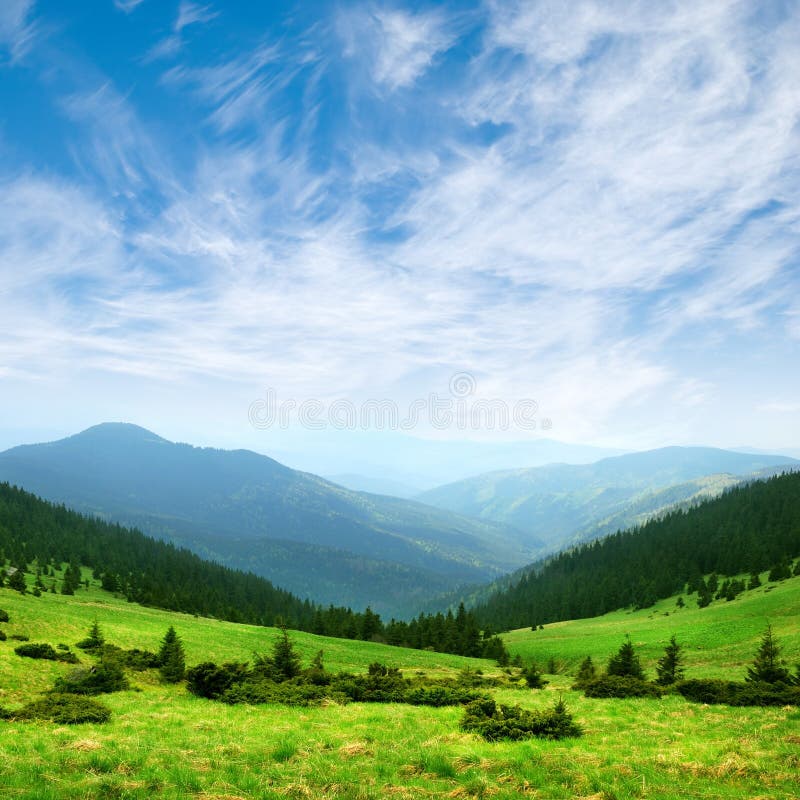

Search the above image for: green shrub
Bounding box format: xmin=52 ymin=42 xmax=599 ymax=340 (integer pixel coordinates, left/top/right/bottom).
xmin=53 ymin=658 xmax=129 ymax=695
xmin=460 ymin=697 xmax=582 ymax=741
xmin=99 ymin=644 xmax=160 ymax=671
xmin=14 ymin=643 xmax=59 ymax=660
xmin=0 ymin=609 xmax=9 ymax=623
xmin=404 ymin=686 xmax=482 ymax=707
xmin=0 ymin=630 xmax=6 ymax=642
xmin=119 ymin=648 xmax=160 ymax=671
xmin=522 ymin=663 xmax=548 ymax=689
xmin=7 ymin=693 xmax=111 ymax=724
xmin=186 ymin=662 xmax=249 ymax=699
xmin=9 ymin=634 xmax=29 ymax=641
xmin=607 ymin=636 xmax=646 ymax=680
xmin=583 ymin=675 xmax=663 ymax=699
xmin=222 ymin=679 xmax=334 ymax=707
xmin=675 ymin=678 xmax=800 ymax=706
xmin=331 ymin=664 xmax=408 ymax=703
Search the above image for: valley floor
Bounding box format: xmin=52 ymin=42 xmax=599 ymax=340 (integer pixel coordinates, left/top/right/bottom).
xmin=1 ymin=576 xmax=798 ymax=799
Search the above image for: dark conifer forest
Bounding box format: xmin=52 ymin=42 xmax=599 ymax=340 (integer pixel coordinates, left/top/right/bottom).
xmin=473 ymin=471 xmax=800 ymax=631
xmin=0 ymin=482 xmax=506 ymax=659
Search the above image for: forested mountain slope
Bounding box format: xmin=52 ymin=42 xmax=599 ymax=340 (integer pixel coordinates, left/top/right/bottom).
xmin=0 ymin=424 xmax=535 ymax=617
xmin=419 ymin=446 xmax=798 ymax=553
xmin=474 ymin=471 xmax=800 ymax=631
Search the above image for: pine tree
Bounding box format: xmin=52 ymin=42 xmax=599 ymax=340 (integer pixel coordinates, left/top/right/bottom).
xmin=746 ymin=625 xmax=790 ymax=684
xmin=607 ymin=635 xmax=645 ymax=680
xmin=747 ymin=571 xmax=762 ymax=590
xmin=768 ymin=559 xmax=792 ymax=582
xmin=655 ymin=635 xmax=684 ymax=686
xmin=158 ymin=626 xmax=186 ymax=683
xmin=8 ymin=569 xmax=26 ymax=594
xmin=271 ymin=627 xmax=301 ymax=680
xmin=522 ymin=662 xmax=547 ymax=689
xmin=573 ymin=656 xmax=597 ymax=689
xmin=77 ymin=620 xmax=105 ymax=651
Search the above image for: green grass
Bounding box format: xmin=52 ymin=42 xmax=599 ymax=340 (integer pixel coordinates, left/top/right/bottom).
xmin=0 ymin=571 xmax=798 ymax=799
xmin=503 ymin=569 xmax=800 ymax=679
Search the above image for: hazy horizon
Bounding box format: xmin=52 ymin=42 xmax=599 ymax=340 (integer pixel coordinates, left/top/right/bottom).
xmin=2 ymin=1 xmax=799 ymax=461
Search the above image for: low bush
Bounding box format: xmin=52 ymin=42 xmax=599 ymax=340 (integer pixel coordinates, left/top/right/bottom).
xmin=4 ymin=694 xmax=111 ymax=724
xmin=460 ymin=697 xmax=582 ymax=741
xmin=329 ymin=663 xmax=409 ymax=703
xmin=14 ymin=642 xmax=80 ymax=663
xmin=673 ymin=678 xmax=737 ymax=704
xmin=0 ymin=609 xmax=9 ymax=623
xmin=53 ymin=659 xmax=129 ymax=695
xmin=186 ymin=661 xmax=249 ymax=699
xmin=404 ymin=686 xmax=483 ymax=707
xmin=675 ymin=678 xmax=800 ymax=706
xmin=99 ymin=644 xmax=160 ymax=671
xmin=10 ymin=634 xmax=29 ymax=641
xmin=583 ymin=675 xmax=663 ymax=699
xmin=0 ymin=630 xmax=5 ymax=642
xmin=14 ymin=643 xmax=59 ymax=660
xmin=222 ymin=679 xmax=335 ymax=707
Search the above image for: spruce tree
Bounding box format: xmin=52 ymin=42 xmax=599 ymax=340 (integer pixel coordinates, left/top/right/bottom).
xmin=522 ymin=661 xmax=547 ymax=689
xmin=77 ymin=620 xmax=105 ymax=651
xmin=573 ymin=656 xmax=597 ymax=689
xmin=158 ymin=626 xmax=186 ymax=683
xmin=271 ymin=627 xmax=301 ymax=680
xmin=747 ymin=571 xmax=761 ymax=590
xmin=746 ymin=625 xmax=790 ymax=684
xmin=655 ymin=635 xmax=684 ymax=685
xmin=607 ymin=635 xmax=645 ymax=680
xmin=8 ymin=569 xmax=26 ymax=594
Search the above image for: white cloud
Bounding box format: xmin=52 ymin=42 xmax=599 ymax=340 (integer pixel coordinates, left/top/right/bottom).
xmin=2 ymin=0 xmax=799 ymax=452
xmin=176 ymin=1 xmax=218 ymax=33
xmin=339 ymin=5 xmax=455 ymax=90
xmin=145 ymin=1 xmax=218 ymax=61
xmin=0 ymin=0 xmax=38 ymax=61
xmin=114 ymin=0 xmax=146 ymax=12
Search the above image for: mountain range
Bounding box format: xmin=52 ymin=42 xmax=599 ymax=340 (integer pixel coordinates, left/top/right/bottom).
xmin=0 ymin=423 xmax=535 ymax=617
xmin=1 ymin=424 xmax=796 ymax=619
xmin=418 ymin=447 xmax=800 ymax=554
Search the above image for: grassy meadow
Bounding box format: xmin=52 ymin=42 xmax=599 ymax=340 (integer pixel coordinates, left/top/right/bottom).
xmin=0 ymin=571 xmax=798 ymax=800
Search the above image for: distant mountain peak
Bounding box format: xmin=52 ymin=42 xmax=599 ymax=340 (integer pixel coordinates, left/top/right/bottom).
xmin=73 ymin=422 xmax=168 ymax=443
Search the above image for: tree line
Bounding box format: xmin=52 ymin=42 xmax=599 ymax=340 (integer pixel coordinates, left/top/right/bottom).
xmin=0 ymin=482 xmax=508 ymax=660
xmin=472 ymin=471 xmax=800 ymax=631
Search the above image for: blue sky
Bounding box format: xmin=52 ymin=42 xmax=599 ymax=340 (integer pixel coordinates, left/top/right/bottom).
xmin=1 ymin=0 xmax=799 ymax=460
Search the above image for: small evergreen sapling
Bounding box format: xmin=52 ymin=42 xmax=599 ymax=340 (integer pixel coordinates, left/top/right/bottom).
xmin=655 ymin=635 xmax=685 ymax=686
xmin=607 ymin=635 xmax=645 ymax=680
xmin=522 ymin=662 xmax=547 ymax=689
xmin=746 ymin=625 xmax=790 ymax=684
xmin=573 ymin=656 xmax=597 ymax=689
xmin=77 ymin=621 xmax=105 ymax=651
xmin=157 ymin=626 xmax=186 ymax=683
xmin=271 ymin=627 xmax=301 ymax=680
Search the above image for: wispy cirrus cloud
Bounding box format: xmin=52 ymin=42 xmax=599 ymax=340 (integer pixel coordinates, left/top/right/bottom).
xmin=114 ymin=0 xmax=147 ymax=13
xmin=1 ymin=0 xmax=799 ymax=451
xmin=146 ymin=0 xmax=219 ymax=61
xmin=0 ymin=0 xmax=39 ymax=62
xmin=338 ymin=4 xmax=457 ymax=91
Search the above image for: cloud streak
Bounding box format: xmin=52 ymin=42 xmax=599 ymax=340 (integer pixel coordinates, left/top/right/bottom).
xmin=1 ymin=0 xmax=799 ymax=451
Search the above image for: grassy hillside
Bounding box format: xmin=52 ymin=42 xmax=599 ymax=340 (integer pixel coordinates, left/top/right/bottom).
xmin=502 ymin=570 xmax=800 ymax=679
xmin=1 ymin=574 xmax=798 ymax=799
